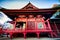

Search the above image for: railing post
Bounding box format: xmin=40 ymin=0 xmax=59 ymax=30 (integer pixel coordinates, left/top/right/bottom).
xmin=54 ymin=21 xmax=59 ymax=34
xmin=46 ymin=19 xmax=51 ymax=30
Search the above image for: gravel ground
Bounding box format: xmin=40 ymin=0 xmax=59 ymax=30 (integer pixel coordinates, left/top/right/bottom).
xmin=0 ymin=37 xmax=60 ymax=40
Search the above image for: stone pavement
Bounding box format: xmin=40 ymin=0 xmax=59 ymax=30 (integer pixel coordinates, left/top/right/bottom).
xmin=0 ymin=37 xmax=60 ymax=40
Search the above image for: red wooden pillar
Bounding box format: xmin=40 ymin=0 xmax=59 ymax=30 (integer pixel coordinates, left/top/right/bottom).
xmin=14 ymin=18 xmax=16 ymax=29
xmin=46 ymin=19 xmax=53 ymax=37
xmin=46 ymin=19 xmax=57 ymax=38
xmin=47 ymin=19 xmax=51 ymax=30
xmin=9 ymin=32 xmax=13 ymax=39
xmin=36 ymin=33 xmax=39 ymax=38
xmin=36 ymin=15 xmax=44 ymax=38
xmin=24 ymin=33 xmax=26 ymax=38
xmin=54 ymin=21 xmax=59 ymax=34
xmin=0 ymin=27 xmax=3 ymax=36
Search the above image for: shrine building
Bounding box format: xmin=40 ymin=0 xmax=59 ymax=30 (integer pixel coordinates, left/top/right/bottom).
xmin=0 ymin=2 xmax=60 ymax=38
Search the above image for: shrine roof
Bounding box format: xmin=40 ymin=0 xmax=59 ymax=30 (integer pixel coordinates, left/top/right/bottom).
xmin=0 ymin=2 xmax=60 ymax=13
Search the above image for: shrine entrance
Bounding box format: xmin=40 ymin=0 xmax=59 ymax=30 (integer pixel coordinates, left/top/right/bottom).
xmin=16 ymin=22 xmax=26 ymax=29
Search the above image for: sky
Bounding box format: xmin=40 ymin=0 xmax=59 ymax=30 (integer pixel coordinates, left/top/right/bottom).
xmin=0 ymin=0 xmax=60 ymax=9
xmin=0 ymin=0 xmax=60 ymax=25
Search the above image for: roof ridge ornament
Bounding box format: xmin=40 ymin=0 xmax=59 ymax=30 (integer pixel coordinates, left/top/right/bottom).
xmin=20 ymin=2 xmax=39 ymax=10
xmin=29 ymin=1 xmax=30 ymax=3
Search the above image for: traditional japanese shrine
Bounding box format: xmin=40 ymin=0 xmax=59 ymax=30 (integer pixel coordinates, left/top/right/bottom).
xmin=0 ymin=2 xmax=60 ymax=38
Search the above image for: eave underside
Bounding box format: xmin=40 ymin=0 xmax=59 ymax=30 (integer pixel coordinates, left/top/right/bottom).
xmin=0 ymin=9 xmax=58 ymax=20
